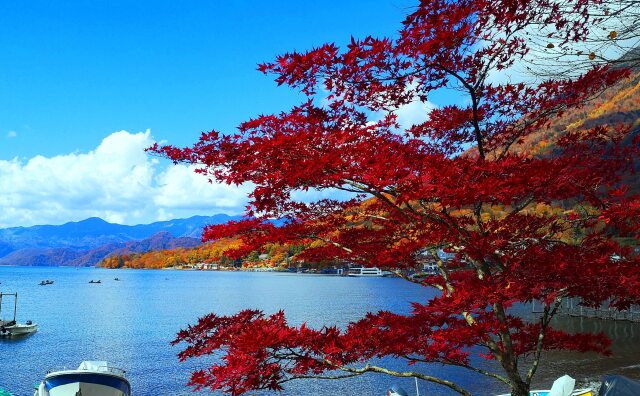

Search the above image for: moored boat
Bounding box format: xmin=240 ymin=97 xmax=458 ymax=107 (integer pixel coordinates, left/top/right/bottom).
xmin=0 ymin=320 xmax=37 ymax=337
xmin=34 ymin=361 xmax=131 ymax=396
xmin=0 ymin=292 xmax=37 ymax=337
xmin=319 ymin=268 xmax=345 ymax=275
xmin=496 ymin=390 xmax=592 ymax=396
xmin=496 ymin=375 xmax=592 ymax=396
xmin=348 ymin=267 xmax=393 ymax=277
xmin=599 ymin=375 xmax=640 ymax=395
xmin=387 ymin=384 xmax=410 ymax=396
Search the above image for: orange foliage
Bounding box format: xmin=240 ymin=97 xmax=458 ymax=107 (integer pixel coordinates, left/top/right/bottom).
xmin=99 ymin=238 xmax=243 ymax=269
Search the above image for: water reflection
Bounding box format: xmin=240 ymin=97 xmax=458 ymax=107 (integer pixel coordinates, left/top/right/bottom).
xmin=2 ymin=267 xmax=639 ymax=395
xmin=531 ymin=315 xmax=640 ymax=388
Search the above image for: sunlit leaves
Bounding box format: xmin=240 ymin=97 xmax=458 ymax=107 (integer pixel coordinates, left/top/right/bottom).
xmin=154 ymin=0 xmax=640 ymax=395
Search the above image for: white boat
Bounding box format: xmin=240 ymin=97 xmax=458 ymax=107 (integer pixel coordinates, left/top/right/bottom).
xmin=496 ymin=375 xmax=593 ymax=396
xmin=0 ymin=320 xmax=37 ymax=337
xmin=387 ymin=385 xmax=410 ymax=395
xmin=495 ymin=390 xmax=593 ymax=396
xmin=348 ymin=267 xmax=390 ymax=277
xmin=0 ymin=292 xmax=37 ymax=337
xmin=34 ymin=361 xmax=131 ymax=396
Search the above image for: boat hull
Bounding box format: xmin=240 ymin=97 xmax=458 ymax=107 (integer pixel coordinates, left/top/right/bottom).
xmin=0 ymin=323 xmax=37 ymax=337
xmin=36 ymin=372 xmax=130 ymax=396
xmin=496 ymin=389 xmax=593 ymax=396
xmin=348 ymin=267 xmax=386 ymax=277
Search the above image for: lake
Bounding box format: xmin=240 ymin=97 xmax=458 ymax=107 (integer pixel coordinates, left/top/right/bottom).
xmin=1 ymin=267 xmax=639 ymax=396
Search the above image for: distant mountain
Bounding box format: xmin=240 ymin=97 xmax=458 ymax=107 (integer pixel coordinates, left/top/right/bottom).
xmin=0 ymin=231 xmax=202 ymax=267
xmin=0 ymin=214 xmax=241 ymax=266
xmin=0 ymin=214 xmax=239 ymax=251
xmin=0 ymin=247 xmax=84 ymax=267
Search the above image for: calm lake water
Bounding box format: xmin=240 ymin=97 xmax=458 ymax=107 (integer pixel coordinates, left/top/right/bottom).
xmin=1 ymin=267 xmax=639 ymax=396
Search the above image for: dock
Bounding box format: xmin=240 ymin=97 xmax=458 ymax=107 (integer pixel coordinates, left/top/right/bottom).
xmin=533 ymin=297 xmax=640 ymax=323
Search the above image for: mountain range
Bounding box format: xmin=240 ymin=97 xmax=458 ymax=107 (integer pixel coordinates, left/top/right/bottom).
xmin=0 ymin=214 xmax=242 ymax=266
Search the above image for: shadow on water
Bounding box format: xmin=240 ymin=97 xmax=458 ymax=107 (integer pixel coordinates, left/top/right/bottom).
xmin=0 ymin=333 xmax=37 ymax=343
xmin=532 ymin=315 xmax=640 ymax=387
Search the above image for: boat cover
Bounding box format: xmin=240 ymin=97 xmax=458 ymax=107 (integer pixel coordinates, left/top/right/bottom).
xmin=388 ymin=385 xmax=410 ymax=396
xmin=549 ymin=375 xmax=576 ymax=396
xmin=598 ymin=375 xmax=640 ymax=396
xmin=78 ymin=361 xmax=109 ymax=372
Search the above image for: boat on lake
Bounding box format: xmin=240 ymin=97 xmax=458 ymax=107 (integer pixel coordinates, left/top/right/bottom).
xmin=348 ymin=267 xmax=391 ymax=277
xmin=34 ymin=361 xmax=131 ymax=396
xmin=1 ymin=320 xmax=38 ymax=337
xmin=0 ymin=292 xmax=37 ymax=337
xmin=496 ymin=375 xmax=592 ymax=396
xmin=387 ymin=384 xmax=410 ymax=396
xmin=599 ymin=375 xmax=640 ymax=396
xmin=39 ymin=280 xmax=54 ymax=286
xmin=496 ymin=390 xmax=592 ymax=396
xmin=319 ymin=268 xmax=345 ymax=275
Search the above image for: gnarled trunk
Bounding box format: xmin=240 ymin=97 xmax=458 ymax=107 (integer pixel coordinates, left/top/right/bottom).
xmin=506 ymin=369 xmax=530 ymax=396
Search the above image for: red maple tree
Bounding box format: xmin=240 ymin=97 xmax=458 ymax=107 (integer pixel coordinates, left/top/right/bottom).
xmin=151 ymin=1 xmax=640 ymax=395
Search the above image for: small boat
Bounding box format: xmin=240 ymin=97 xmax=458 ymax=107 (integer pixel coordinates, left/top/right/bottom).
xmin=319 ymin=268 xmax=345 ymax=275
xmin=388 ymin=385 xmax=410 ymax=396
xmin=113 ymin=278 xmax=120 ymax=281
xmin=89 ymin=280 xmax=101 ymax=284
xmin=496 ymin=391 xmax=592 ymax=396
xmin=0 ymin=292 xmax=37 ymax=337
xmin=34 ymin=361 xmax=131 ymax=396
xmin=496 ymin=375 xmax=593 ymax=396
xmin=348 ymin=267 xmax=391 ymax=277
xmin=1 ymin=320 xmax=38 ymax=337
xmin=599 ymin=375 xmax=640 ymax=396
xmin=39 ymin=280 xmax=54 ymax=286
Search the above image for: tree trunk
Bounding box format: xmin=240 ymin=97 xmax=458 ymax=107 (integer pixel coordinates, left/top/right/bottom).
xmin=503 ymin=361 xmax=530 ymax=396
xmin=508 ymin=376 xmax=530 ymax=396
xmin=511 ymin=385 xmax=530 ymax=396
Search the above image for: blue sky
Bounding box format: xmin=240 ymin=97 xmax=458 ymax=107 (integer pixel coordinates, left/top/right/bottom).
xmin=1 ymin=0 xmax=415 ymax=158
xmin=0 ymin=0 xmax=428 ymax=228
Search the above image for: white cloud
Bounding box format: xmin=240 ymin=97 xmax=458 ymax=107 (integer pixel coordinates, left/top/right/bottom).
xmin=154 ymin=164 xmax=252 ymax=211
xmin=394 ymin=99 xmax=435 ymax=130
xmin=0 ymin=130 xmax=251 ymax=228
xmin=6 ymin=131 xmax=16 ymax=138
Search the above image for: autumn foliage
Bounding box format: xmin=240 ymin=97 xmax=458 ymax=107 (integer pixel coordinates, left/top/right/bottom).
xmin=99 ymin=238 xmax=307 ymax=269
xmin=152 ymin=1 xmax=640 ymax=395
xmin=99 ymin=238 xmax=243 ymax=269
